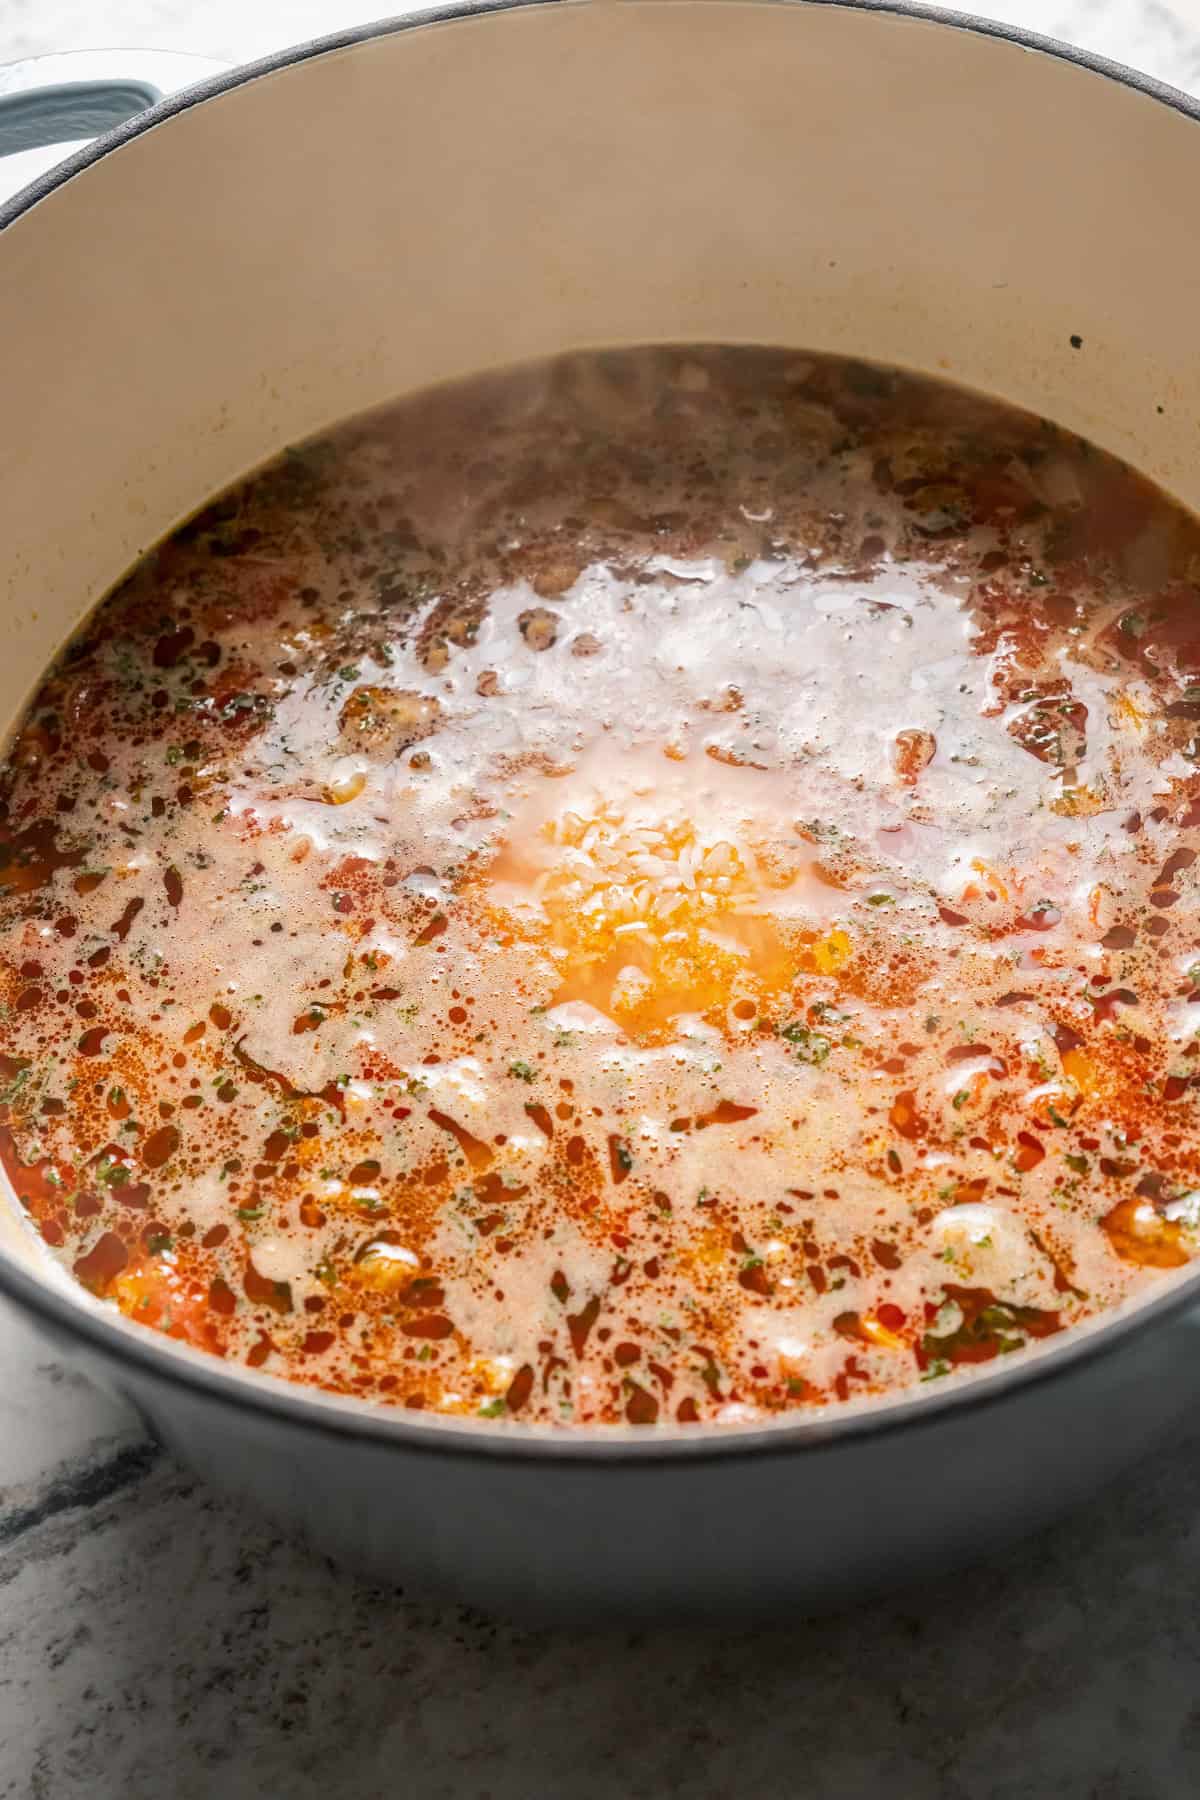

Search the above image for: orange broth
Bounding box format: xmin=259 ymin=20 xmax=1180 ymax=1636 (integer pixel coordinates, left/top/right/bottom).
xmin=1 ymin=345 xmax=1199 ymax=1425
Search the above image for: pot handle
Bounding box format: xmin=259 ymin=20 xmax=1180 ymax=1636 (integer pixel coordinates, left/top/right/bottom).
xmin=0 ymin=50 xmax=228 ymax=211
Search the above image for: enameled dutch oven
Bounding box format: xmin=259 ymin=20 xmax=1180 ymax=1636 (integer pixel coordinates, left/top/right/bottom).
xmin=2 ymin=1 xmax=1200 ymax=1623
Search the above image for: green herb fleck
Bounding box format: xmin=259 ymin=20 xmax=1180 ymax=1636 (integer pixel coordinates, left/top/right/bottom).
xmin=780 ymin=1022 xmax=831 ymax=1064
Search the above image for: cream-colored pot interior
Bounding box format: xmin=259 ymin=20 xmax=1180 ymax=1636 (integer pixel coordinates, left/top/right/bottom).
xmin=0 ymin=0 xmax=1198 ymax=1295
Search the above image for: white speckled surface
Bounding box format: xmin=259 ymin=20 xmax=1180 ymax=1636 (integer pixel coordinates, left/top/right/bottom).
xmin=4 ymin=3 xmax=1200 ymax=1794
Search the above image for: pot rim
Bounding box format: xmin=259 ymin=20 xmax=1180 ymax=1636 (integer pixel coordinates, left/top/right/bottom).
xmin=6 ymin=0 xmax=1200 ymax=233
xmin=2 ymin=0 xmax=1199 ymax=1465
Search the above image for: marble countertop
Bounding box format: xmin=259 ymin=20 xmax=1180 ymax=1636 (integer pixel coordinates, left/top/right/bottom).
xmin=4 ymin=2 xmax=1200 ymax=1795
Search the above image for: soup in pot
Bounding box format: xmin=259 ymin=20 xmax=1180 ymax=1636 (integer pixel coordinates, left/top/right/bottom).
xmin=2 ymin=345 xmax=1199 ymax=1425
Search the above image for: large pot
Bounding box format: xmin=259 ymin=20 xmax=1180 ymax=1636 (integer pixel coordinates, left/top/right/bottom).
xmin=1 ymin=1 xmax=1199 ymax=1623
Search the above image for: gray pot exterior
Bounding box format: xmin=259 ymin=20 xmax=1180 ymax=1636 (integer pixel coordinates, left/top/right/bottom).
xmin=24 ymin=1297 xmax=1197 ymax=1623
